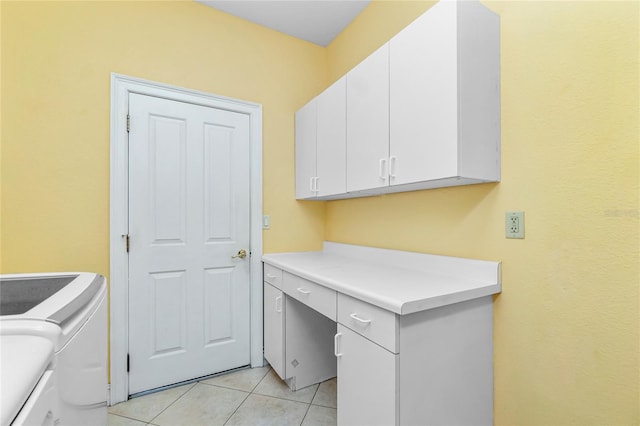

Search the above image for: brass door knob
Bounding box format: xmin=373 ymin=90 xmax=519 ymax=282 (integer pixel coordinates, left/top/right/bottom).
xmin=232 ymin=249 xmax=247 ymax=259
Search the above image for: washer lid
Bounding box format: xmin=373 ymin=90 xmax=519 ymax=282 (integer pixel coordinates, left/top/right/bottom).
xmin=0 ymin=273 xmax=103 ymax=324
xmin=0 ymin=335 xmax=54 ymax=426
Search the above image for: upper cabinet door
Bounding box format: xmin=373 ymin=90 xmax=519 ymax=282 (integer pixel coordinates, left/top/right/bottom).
xmin=346 ymin=44 xmax=390 ymax=193
xmin=390 ymin=0 xmax=501 ymax=186
xmin=316 ymin=77 xmax=347 ymax=197
xmin=295 ymin=99 xmax=317 ymax=200
xmin=389 ymin=1 xmax=459 ymax=185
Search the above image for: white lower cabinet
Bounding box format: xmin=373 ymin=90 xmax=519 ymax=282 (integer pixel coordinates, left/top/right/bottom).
xmin=335 ymin=297 xmax=494 ymax=426
xmin=263 ymin=247 xmax=499 ymax=426
xmin=263 ymin=282 xmax=285 ymax=380
xmin=336 ymin=325 xmax=398 ymax=426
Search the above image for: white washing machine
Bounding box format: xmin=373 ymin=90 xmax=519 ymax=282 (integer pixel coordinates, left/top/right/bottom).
xmin=0 ymin=273 xmax=107 ymax=426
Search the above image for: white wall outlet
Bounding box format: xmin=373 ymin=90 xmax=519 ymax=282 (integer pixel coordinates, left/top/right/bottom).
xmin=505 ymin=211 xmax=524 ymax=239
xmin=263 ymin=215 xmax=271 ymax=230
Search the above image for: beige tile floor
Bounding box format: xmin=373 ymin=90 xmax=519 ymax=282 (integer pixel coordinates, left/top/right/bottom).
xmin=108 ymin=366 xmax=337 ymax=426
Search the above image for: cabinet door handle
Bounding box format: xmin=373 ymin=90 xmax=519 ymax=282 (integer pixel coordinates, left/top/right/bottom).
xmin=334 ymin=332 xmax=343 ymax=357
xmin=389 ymin=156 xmax=397 ymax=179
xmin=309 ymin=177 xmax=319 ymax=193
xmin=379 ymin=158 xmax=387 ymax=180
xmin=349 ymin=312 xmax=372 ymax=325
xmin=275 ymin=296 xmax=282 ymax=313
xmin=266 ymin=273 xmax=276 ymax=280
xmin=296 ymin=287 xmax=311 ymax=295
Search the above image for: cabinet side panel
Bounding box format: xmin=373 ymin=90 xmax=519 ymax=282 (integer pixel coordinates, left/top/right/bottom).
xmin=399 ymin=296 xmax=494 ymax=426
xmin=285 ymin=297 xmax=337 ymax=390
xmin=457 ymin=2 xmax=501 ymax=181
xmin=295 ymin=100 xmax=317 ymax=199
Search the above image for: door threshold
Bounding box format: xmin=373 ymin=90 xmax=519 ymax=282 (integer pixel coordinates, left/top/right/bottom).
xmin=128 ymin=364 xmax=251 ymax=399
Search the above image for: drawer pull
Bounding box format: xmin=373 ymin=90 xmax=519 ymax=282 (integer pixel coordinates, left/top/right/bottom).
xmin=350 ymin=313 xmax=372 ymax=325
xmin=296 ymin=287 xmax=311 ymax=295
xmin=334 ymin=333 xmax=343 ymax=357
xmin=275 ymin=296 xmax=282 ymax=313
xmin=266 ymin=274 xmax=277 ymax=279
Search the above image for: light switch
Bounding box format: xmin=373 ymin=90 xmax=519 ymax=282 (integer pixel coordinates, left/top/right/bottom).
xmin=263 ymin=215 xmax=271 ymax=230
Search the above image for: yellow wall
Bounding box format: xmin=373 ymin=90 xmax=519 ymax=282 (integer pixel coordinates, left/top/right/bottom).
xmin=0 ymin=0 xmax=327 ymax=274
xmin=326 ymin=1 xmax=639 ymax=424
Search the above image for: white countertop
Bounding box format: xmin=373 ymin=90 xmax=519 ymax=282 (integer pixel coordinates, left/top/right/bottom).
xmin=262 ymin=242 xmax=501 ymax=315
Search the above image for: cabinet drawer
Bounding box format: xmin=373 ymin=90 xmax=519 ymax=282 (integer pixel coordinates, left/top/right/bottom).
xmin=338 ymin=293 xmax=398 ymax=353
xmin=282 ymin=272 xmax=336 ymax=321
xmin=263 ymin=263 xmax=283 ymax=288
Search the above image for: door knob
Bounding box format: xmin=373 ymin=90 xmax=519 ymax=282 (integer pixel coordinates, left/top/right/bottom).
xmin=232 ymin=249 xmax=247 ymax=259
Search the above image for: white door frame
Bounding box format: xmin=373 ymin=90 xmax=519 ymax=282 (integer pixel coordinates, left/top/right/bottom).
xmin=109 ymin=73 xmax=263 ymax=405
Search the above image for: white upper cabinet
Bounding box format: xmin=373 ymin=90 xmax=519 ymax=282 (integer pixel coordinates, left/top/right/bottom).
xmin=295 ymin=0 xmax=500 ymax=200
xmin=295 ymin=99 xmax=317 ymax=200
xmin=295 ymin=77 xmax=346 ymax=200
xmin=316 ymin=77 xmax=347 ymax=197
xmin=389 ymin=0 xmax=500 ymax=187
xmin=346 ymin=43 xmax=390 ymax=193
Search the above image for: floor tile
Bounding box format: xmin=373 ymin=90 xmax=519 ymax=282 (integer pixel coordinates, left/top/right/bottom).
xmin=225 ymin=393 xmax=310 ymax=426
xmin=201 ymin=365 xmax=270 ymax=392
xmin=311 ymin=378 xmax=337 ymax=408
xmin=302 ymin=405 xmax=337 ymax=426
xmin=253 ymin=369 xmax=319 ymax=403
xmin=151 ymin=383 xmax=248 ymax=426
xmin=107 ymin=413 xmax=147 ymax=426
xmin=108 ymin=383 xmax=194 ymax=423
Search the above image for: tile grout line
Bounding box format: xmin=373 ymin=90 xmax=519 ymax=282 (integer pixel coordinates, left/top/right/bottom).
xmin=222 ymin=387 xmax=253 ymax=426
xmin=222 ymin=366 xmax=272 ymax=425
xmin=147 ymin=382 xmax=197 ymax=425
xmin=108 ymin=412 xmax=148 ymax=424
xmin=298 ymin=383 xmax=322 ymax=425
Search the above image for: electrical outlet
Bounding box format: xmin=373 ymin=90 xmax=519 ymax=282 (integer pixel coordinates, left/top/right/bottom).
xmin=505 ymin=211 xmax=524 ymax=239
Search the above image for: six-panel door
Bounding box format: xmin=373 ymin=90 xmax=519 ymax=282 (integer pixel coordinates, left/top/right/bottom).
xmin=128 ymin=93 xmax=251 ymax=394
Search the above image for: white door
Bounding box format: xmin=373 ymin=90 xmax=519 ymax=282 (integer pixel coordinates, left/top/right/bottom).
xmin=127 ymin=93 xmax=251 ymax=394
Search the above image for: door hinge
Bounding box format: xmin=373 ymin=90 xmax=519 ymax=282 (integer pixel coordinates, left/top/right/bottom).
xmin=127 ymin=353 xmax=130 ymax=372
xmin=126 ymin=114 xmax=130 ymax=133
xmin=125 ymin=234 xmax=130 ymax=253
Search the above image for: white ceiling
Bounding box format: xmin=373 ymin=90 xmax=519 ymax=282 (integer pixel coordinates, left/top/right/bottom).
xmin=196 ymin=0 xmax=371 ymax=47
